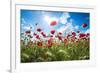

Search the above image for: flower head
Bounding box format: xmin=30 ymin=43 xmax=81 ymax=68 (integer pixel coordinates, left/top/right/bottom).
xmin=37 ymin=41 xmax=43 ymax=47
xmin=79 ymin=33 xmax=86 ymax=38
xmin=37 ymin=28 xmax=42 ymax=32
xmin=25 ymin=30 xmax=30 ymax=34
xmin=86 ymin=33 xmax=90 ymax=37
xmin=36 ymin=35 xmax=40 ymax=39
xmin=47 ymin=37 xmax=54 ymax=47
xmin=82 ymin=23 xmax=87 ymax=28
xmin=57 ymin=35 xmax=62 ymax=41
xmin=33 ymin=32 xmax=37 ymax=36
xmin=50 ymin=30 xmax=55 ymax=34
xmin=41 ymin=32 xmax=46 ymax=38
xmin=50 ymin=21 xmax=57 ymax=26
xmin=72 ymin=32 xmax=76 ymax=37
xmin=58 ymin=32 xmax=62 ymax=35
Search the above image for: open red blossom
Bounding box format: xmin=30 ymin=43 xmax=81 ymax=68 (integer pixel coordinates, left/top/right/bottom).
xmin=57 ymin=35 xmax=62 ymax=41
xmin=25 ymin=30 xmax=30 ymax=34
xmin=86 ymin=33 xmax=90 ymax=37
xmin=66 ymin=34 xmax=70 ymax=39
xmin=50 ymin=30 xmax=55 ymax=34
xmin=50 ymin=35 xmax=53 ymax=37
xmin=72 ymin=32 xmax=76 ymax=37
xmin=71 ymin=36 xmax=77 ymax=42
xmin=47 ymin=37 xmax=53 ymax=47
xmin=36 ymin=35 xmax=40 ymax=39
xmin=47 ymin=38 xmax=53 ymax=47
xmin=37 ymin=28 xmax=42 ymax=32
xmin=58 ymin=32 xmax=62 ymax=35
xmin=33 ymin=32 xmax=37 ymax=36
xmin=82 ymin=23 xmax=87 ymax=28
xmin=37 ymin=42 xmax=43 ymax=47
xmin=79 ymin=33 xmax=86 ymax=38
xmin=41 ymin=32 xmax=46 ymax=37
xmin=48 ymin=38 xmax=53 ymax=43
xmin=50 ymin=21 xmax=57 ymax=26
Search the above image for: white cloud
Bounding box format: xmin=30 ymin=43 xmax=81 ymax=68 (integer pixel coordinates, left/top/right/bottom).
xmin=85 ymin=29 xmax=90 ymax=33
xmin=21 ymin=24 xmax=24 ymax=26
xmin=60 ymin=17 xmax=67 ymax=24
xmin=23 ymin=26 xmax=31 ymax=30
xmin=22 ymin=18 xmax=26 ymax=24
xmin=44 ymin=15 xmax=58 ymax=25
xmin=59 ymin=13 xmax=70 ymax=24
xmin=57 ymin=22 xmax=74 ymax=34
xmin=74 ymin=25 xmax=79 ymax=30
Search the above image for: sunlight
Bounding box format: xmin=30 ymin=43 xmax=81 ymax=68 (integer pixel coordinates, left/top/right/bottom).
xmin=44 ymin=15 xmax=58 ymax=25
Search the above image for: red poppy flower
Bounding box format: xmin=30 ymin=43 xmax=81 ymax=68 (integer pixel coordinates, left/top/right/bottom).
xmin=33 ymin=32 xmax=37 ymax=36
xmin=86 ymin=33 xmax=90 ymax=37
xmin=50 ymin=35 xmax=53 ymax=37
xmin=37 ymin=28 xmax=42 ymax=32
xmin=57 ymin=35 xmax=62 ymax=41
xmin=71 ymin=36 xmax=77 ymax=42
xmin=50 ymin=30 xmax=55 ymax=34
xmin=79 ymin=33 xmax=86 ymax=38
xmin=72 ymin=32 xmax=76 ymax=37
xmin=82 ymin=23 xmax=87 ymax=28
xmin=58 ymin=32 xmax=62 ymax=35
xmin=41 ymin=32 xmax=46 ymax=37
xmin=47 ymin=38 xmax=53 ymax=46
xmin=66 ymin=34 xmax=70 ymax=39
xmin=36 ymin=35 xmax=40 ymax=39
xmin=48 ymin=37 xmax=53 ymax=44
xmin=50 ymin=20 xmax=57 ymax=26
xmin=64 ymin=38 xmax=68 ymax=46
xmin=25 ymin=30 xmax=30 ymax=34
xmin=37 ymin=42 xmax=43 ymax=47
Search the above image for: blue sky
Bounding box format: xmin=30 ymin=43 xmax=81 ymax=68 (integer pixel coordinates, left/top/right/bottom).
xmin=20 ymin=10 xmax=90 ymax=35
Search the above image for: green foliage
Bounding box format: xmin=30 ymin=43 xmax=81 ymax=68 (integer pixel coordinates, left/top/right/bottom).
xmin=21 ymin=39 xmax=90 ymax=63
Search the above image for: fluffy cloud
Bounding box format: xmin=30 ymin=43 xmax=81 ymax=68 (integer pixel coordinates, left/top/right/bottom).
xmin=57 ymin=22 xmax=74 ymax=35
xmin=21 ymin=18 xmax=26 ymax=24
xmin=74 ymin=25 xmax=79 ymax=30
xmin=85 ymin=29 xmax=90 ymax=33
xmin=59 ymin=13 xmax=70 ymax=24
xmin=23 ymin=26 xmax=31 ymax=30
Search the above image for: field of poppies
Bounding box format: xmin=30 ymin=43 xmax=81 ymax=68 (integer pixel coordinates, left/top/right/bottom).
xmin=20 ymin=10 xmax=90 ymax=63
xmin=21 ymin=23 xmax=90 ymax=63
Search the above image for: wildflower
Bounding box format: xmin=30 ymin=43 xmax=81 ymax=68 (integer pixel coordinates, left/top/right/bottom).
xmin=50 ymin=20 xmax=57 ymax=26
xmin=36 ymin=35 xmax=40 ymax=39
xmin=25 ymin=30 xmax=30 ymax=34
xmin=37 ymin=28 xmax=42 ymax=32
xmin=82 ymin=23 xmax=87 ymax=28
xmin=48 ymin=37 xmax=53 ymax=44
xmin=79 ymin=33 xmax=86 ymax=38
xmin=41 ymin=32 xmax=46 ymax=37
xmin=57 ymin=35 xmax=62 ymax=41
xmin=64 ymin=38 xmax=68 ymax=46
xmin=86 ymin=33 xmax=90 ymax=37
xmin=66 ymin=34 xmax=70 ymax=39
xmin=72 ymin=32 xmax=76 ymax=37
xmin=28 ymin=35 xmax=33 ymax=38
xmin=71 ymin=36 xmax=77 ymax=42
xmin=50 ymin=35 xmax=53 ymax=37
xmin=58 ymin=32 xmax=62 ymax=35
xmin=50 ymin=30 xmax=55 ymax=34
xmin=33 ymin=32 xmax=37 ymax=36
xmin=37 ymin=41 xmax=43 ymax=47
xmin=47 ymin=37 xmax=53 ymax=47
